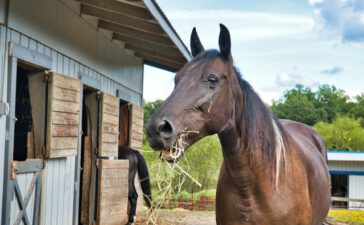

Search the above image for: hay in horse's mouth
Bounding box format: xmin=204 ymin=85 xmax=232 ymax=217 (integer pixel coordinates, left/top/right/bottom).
xmin=159 ymin=128 xmax=199 ymax=162
xmin=147 ymin=128 xmax=201 ymax=225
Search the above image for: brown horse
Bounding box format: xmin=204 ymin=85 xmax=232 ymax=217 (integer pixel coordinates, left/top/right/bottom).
xmin=146 ymin=24 xmax=330 ymax=225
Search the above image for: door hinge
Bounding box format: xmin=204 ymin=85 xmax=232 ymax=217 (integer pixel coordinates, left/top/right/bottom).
xmin=0 ymin=101 xmax=9 ymax=116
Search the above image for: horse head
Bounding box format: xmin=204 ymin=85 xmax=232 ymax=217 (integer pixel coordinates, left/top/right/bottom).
xmin=147 ymin=24 xmax=243 ymax=162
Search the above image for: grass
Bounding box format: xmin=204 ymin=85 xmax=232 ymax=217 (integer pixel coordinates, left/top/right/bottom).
xmin=328 ymin=209 xmax=364 ymax=225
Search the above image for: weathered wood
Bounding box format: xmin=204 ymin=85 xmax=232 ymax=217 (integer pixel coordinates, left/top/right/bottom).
xmin=51 ymin=112 xmax=79 ymax=125
xmin=101 ymin=132 xmax=118 ymax=143
xmin=97 ymin=160 xmax=129 ymax=225
xmin=49 ymin=137 xmax=78 ymax=149
xmin=99 ymin=20 xmax=175 ymax=46
xmin=103 ymin=104 xmax=119 ymax=117
xmin=27 ymin=131 xmax=35 ymax=159
xmin=126 ymin=44 xmax=186 ymax=63
xmin=119 ymin=103 xmax=129 ymax=146
xmin=84 ymin=92 xmax=99 ymax=225
xmin=51 ymin=124 xmax=78 ymax=137
xmin=49 ymin=72 xmax=81 ymax=91
xmin=102 ymin=123 xmax=118 ymax=134
xmin=28 ymin=72 xmax=47 ymax=158
xmin=135 ymin=51 xmax=184 ymax=69
xmin=47 ymin=149 xmax=78 ymax=158
xmin=81 ymin=106 xmax=93 ymax=225
xmin=98 ymin=93 xmax=119 ymax=157
xmin=81 ymin=4 xmax=163 ymax=34
xmin=46 ymin=73 xmax=81 ymax=158
xmin=51 ymin=100 xmax=80 ymax=113
xmin=129 ymin=105 xmax=144 ymax=150
xmin=112 ymin=33 xmax=181 ymax=56
xmin=77 ymin=0 xmax=153 ymax=20
xmin=52 ymin=86 xmax=80 ymax=103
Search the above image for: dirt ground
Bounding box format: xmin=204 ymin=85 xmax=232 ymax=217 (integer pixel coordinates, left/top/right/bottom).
xmin=135 ymin=209 xmax=215 ymax=225
xmin=135 ymin=210 xmax=347 ymax=225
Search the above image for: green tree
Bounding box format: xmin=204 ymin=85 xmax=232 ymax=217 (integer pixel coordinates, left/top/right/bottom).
xmin=315 ymin=85 xmax=351 ymax=123
xmin=349 ymin=94 xmax=364 ymax=126
xmin=313 ymin=116 xmax=364 ymax=151
xmin=271 ymin=85 xmax=320 ymax=125
xmin=143 ymin=99 xmax=164 ymax=126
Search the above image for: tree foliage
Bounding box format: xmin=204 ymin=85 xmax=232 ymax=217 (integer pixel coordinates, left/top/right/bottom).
xmin=313 ymin=116 xmax=364 ymax=151
xmin=271 ymin=84 xmax=357 ymax=126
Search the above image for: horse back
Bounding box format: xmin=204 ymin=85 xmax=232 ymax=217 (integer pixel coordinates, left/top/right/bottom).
xmin=279 ymin=119 xmax=330 ymax=225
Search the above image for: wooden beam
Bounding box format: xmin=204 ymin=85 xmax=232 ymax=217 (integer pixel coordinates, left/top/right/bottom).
xmin=125 ymin=44 xmax=186 ymax=63
xmin=76 ymin=0 xmax=153 ymax=20
xmin=134 ymin=52 xmax=184 ymax=69
xmin=112 ymin=33 xmax=181 ymax=56
xmin=81 ymin=4 xmax=163 ymax=34
xmin=98 ymin=20 xmax=175 ymax=46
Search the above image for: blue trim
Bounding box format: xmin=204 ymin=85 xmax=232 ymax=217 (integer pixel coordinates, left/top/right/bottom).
xmin=329 ymin=170 xmax=364 ymax=176
xmin=328 ymin=150 xmax=364 ymax=153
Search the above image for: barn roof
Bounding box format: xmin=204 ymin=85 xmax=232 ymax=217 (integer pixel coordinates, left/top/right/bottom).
xmin=77 ymin=0 xmax=191 ymax=72
xmin=328 ymin=151 xmax=364 ymax=162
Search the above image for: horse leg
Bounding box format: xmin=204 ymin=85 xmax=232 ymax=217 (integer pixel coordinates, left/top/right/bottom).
xmin=128 ymin=183 xmax=138 ymax=224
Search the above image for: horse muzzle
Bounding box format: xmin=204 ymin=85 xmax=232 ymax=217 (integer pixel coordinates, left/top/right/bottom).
xmin=146 ymin=117 xmax=176 ymax=151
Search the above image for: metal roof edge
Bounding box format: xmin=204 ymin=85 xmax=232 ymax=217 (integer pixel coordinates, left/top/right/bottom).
xmin=143 ymin=0 xmax=191 ymax=62
xmin=328 ymin=151 xmax=364 ymax=162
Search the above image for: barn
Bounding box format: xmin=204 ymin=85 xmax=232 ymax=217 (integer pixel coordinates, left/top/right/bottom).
xmin=0 ymin=0 xmax=190 ymax=224
xmin=328 ymin=151 xmax=364 ymax=210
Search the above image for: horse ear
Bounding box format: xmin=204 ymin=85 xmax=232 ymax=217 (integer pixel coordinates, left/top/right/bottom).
xmin=218 ymin=24 xmax=231 ymax=60
xmin=190 ymin=27 xmax=205 ymax=57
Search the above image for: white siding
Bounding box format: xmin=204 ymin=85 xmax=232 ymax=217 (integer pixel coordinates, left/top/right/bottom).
xmin=0 ymin=24 xmax=7 ymax=224
xmin=9 ymin=172 xmax=37 ymax=225
xmin=0 ymin=0 xmax=5 ymax=24
xmin=349 ymin=175 xmax=364 ymax=210
xmin=4 ymin=27 xmax=142 ymax=105
xmin=43 ymin=157 xmax=75 ymax=225
xmin=8 ymin=0 xmax=144 ymax=95
xmin=329 ymin=161 xmax=364 ymax=172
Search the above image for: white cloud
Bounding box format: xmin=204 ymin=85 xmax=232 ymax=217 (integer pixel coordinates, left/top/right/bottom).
xmin=163 ymin=9 xmax=315 ymax=43
xmin=276 ymin=72 xmax=320 ymax=88
xmin=309 ymin=0 xmax=364 ymax=44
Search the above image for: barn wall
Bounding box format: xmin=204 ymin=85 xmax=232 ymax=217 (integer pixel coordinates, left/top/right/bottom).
xmin=0 ymin=25 xmax=143 ymax=224
xmin=0 ymin=0 xmax=5 ymax=24
xmin=7 ymin=0 xmax=144 ymax=102
xmin=329 ymin=161 xmax=364 ymax=172
xmin=0 ymin=24 xmax=6 ymax=224
xmin=348 ymin=175 xmax=364 ymax=210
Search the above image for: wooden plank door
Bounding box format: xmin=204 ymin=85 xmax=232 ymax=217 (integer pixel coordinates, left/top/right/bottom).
xmin=46 ymin=72 xmax=81 ymax=158
xmin=96 ymin=160 xmax=129 ymax=225
xmin=129 ymin=105 xmax=144 ymax=151
xmin=9 ymin=160 xmax=43 ymax=225
xmin=98 ymin=93 xmax=119 ymax=158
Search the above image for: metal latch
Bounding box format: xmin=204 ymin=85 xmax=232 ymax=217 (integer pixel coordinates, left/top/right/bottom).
xmin=0 ymin=101 xmax=9 ymax=116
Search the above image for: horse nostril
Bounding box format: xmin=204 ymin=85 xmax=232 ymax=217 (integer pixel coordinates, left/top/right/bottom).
xmin=157 ymin=120 xmax=173 ymax=137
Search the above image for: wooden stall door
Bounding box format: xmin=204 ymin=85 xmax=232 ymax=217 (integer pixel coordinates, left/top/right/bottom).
xmin=9 ymin=160 xmax=43 ymax=225
xmin=129 ymin=105 xmax=144 ymax=151
xmin=96 ymin=160 xmax=129 ymax=225
xmin=98 ymin=93 xmax=119 ymax=158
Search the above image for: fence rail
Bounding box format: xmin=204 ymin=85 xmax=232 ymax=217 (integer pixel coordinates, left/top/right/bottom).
xmin=159 ymin=195 xmax=364 ymax=211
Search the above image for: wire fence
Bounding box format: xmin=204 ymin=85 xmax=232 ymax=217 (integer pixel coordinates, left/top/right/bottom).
xmin=159 ymin=194 xmax=215 ymax=211
xmin=158 ymin=195 xmax=364 ymax=211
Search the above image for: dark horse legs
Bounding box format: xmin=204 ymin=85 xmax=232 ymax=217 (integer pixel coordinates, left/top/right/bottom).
xmin=119 ymin=146 xmax=152 ymax=225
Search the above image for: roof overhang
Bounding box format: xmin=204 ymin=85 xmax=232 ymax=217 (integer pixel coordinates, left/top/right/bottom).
xmin=76 ymin=0 xmax=191 ymax=72
xmin=328 ymin=151 xmax=364 ymax=162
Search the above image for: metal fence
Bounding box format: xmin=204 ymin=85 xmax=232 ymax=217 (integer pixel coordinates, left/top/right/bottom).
xmin=160 ymin=195 xmax=364 ymax=211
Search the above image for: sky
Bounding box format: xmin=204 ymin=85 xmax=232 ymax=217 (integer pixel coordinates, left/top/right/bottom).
xmin=143 ymin=0 xmax=364 ymax=103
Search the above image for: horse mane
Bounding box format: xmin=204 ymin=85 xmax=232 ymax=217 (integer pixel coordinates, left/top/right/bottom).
xmin=192 ymin=50 xmax=287 ymax=186
xmin=234 ymin=67 xmax=287 ymax=186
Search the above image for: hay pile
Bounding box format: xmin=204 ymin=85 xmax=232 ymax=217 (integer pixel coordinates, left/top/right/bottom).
xmin=145 ymin=129 xmax=201 ymax=225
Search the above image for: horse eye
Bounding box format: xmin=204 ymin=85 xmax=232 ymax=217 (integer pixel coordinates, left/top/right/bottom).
xmin=207 ymin=74 xmax=219 ymax=84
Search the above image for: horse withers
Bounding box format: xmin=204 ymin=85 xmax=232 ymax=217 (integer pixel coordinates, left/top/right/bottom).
xmin=146 ymin=24 xmax=330 ymax=225
xmin=118 ymin=146 xmax=152 ymax=225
